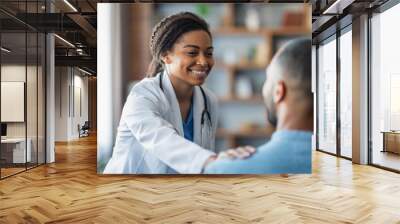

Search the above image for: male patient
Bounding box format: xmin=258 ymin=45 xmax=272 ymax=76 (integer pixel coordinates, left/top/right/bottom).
xmin=205 ymin=38 xmax=313 ymax=174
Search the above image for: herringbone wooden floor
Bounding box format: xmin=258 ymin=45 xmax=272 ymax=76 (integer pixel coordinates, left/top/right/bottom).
xmin=1 ymin=135 xmax=400 ymax=223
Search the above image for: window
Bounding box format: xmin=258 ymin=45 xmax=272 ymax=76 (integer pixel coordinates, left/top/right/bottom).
xmin=0 ymin=2 xmax=47 ymax=179
xmin=317 ymin=37 xmax=337 ymax=154
xmin=339 ymin=28 xmax=352 ymax=158
xmin=371 ymin=2 xmax=400 ymax=171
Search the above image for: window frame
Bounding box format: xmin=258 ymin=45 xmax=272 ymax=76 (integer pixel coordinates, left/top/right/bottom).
xmin=315 ymin=21 xmax=353 ymax=161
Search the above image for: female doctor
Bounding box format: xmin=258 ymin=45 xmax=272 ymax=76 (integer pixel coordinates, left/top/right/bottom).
xmin=103 ymin=12 xmax=254 ymax=174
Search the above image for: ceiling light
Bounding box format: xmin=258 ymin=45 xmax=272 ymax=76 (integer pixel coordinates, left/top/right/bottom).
xmin=76 ymin=48 xmax=86 ymax=55
xmin=1 ymin=47 xmax=11 ymax=53
xmin=54 ymin=34 xmax=75 ymax=48
xmin=78 ymin=67 xmax=92 ymax=76
xmin=63 ymin=0 xmax=78 ymax=12
xmin=323 ymin=0 xmax=355 ymax=15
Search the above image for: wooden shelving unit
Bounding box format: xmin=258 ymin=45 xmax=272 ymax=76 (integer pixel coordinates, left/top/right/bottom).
xmin=212 ymin=4 xmax=310 ymax=148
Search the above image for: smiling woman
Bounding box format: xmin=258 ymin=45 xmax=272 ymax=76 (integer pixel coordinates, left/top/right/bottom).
xmin=162 ymin=30 xmax=214 ymax=129
xmin=102 ymin=12 xmax=254 ymax=175
xmin=164 ymin=30 xmax=214 ymax=86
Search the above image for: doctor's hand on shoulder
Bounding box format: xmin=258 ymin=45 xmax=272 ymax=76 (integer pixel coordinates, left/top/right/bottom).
xmin=203 ymin=145 xmax=256 ymax=168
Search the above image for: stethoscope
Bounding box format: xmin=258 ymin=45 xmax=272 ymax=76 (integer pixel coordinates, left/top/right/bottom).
xmin=159 ymin=72 xmax=212 ymax=144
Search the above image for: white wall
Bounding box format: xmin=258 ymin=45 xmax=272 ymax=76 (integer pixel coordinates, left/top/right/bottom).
xmin=1 ymin=65 xmax=38 ymax=138
xmin=55 ymin=67 xmax=68 ymax=141
xmin=72 ymin=72 xmax=89 ymax=138
xmin=55 ymin=67 xmax=89 ymax=141
xmin=1 ymin=63 xmax=46 ymax=164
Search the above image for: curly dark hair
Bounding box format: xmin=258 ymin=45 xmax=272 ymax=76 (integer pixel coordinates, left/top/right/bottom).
xmin=147 ymin=12 xmax=212 ymax=77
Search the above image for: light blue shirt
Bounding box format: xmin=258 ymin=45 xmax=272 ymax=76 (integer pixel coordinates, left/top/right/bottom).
xmin=204 ymin=130 xmax=312 ymax=174
xmin=183 ymin=102 xmax=194 ymax=142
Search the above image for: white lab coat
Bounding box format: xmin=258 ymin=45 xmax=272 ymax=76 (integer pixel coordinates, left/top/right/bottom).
xmin=103 ymin=71 xmax=218 ymax=174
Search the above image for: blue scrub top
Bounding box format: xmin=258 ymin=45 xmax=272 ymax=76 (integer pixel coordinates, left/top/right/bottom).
xmin=205 ymin=130 xmax=312 ymax=174
xmin=183 ymin=102 xmax=194 ymax=142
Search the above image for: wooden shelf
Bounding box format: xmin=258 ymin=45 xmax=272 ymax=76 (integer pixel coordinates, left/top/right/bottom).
xmin=215 ymin=62 xmax=267 ymax=71
xmin=218 ymin=95 xmax=263 ymax=103
xmin=217 ymin=128 xmax=273 ymax=138
xmin=213 ymin=27 xmax=268 ymax=36
xmin=213 ymin=26 xmax=310 ymax=36
xmin=268 ymin=26 xmax=311 ymax=36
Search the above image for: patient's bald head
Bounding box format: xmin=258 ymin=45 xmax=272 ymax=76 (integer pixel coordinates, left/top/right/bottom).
xmin=272 ymin=38 xmax=311 ymax=96
xmin=263 ymin=38 xmax=312 ymax=128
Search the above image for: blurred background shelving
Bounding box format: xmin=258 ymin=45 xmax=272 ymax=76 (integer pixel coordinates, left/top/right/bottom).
xmin=153 ymin=3 xmax=311 ymax=150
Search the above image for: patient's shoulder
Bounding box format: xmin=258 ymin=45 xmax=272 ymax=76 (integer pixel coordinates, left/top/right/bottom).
xmin=204 ymin=139 xmax=303 ymax=174
xmin=204 ymin=150 xmax=267 ymax=174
